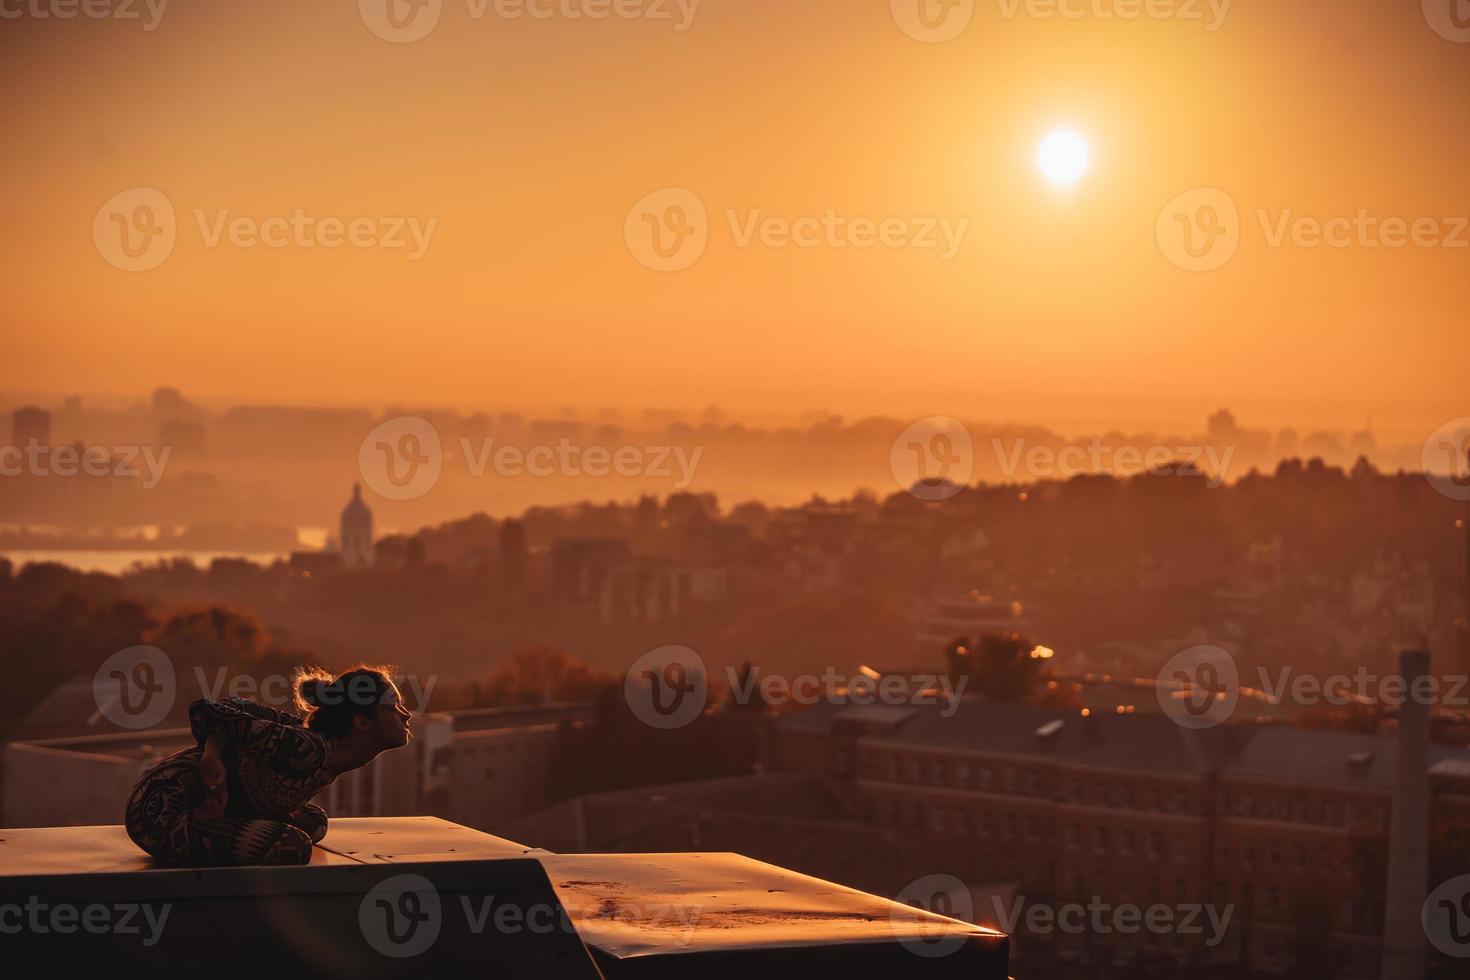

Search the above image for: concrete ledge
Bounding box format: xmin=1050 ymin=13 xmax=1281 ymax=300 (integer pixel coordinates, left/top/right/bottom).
xmin=0 ymin=817 xmax=1008 ymax=979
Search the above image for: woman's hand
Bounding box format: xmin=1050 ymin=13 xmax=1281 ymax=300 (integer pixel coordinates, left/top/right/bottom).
xmin=193 ymin=735 xmax=229 ymax=821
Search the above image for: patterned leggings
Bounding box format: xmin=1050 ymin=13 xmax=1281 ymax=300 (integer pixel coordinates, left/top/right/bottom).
xmin=125 ymin=749 xmax=328 ymax=866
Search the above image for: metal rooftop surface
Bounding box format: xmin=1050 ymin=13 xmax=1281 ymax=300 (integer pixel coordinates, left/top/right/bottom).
xmin=543 ymin=850 xmax=1002 ymax=956
xmin=0 ymin=818 xmax=1009 ymax=980
xmin=0 ymin=816 xmax=525 ymax=875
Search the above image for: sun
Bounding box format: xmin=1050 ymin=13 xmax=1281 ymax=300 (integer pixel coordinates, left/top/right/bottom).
xmin=1037 ymin=129 xmax=1090 ymax=186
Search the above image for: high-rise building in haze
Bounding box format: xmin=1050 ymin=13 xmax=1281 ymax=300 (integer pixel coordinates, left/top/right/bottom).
xmin=10 ymin=405 xmax=51 ymax=448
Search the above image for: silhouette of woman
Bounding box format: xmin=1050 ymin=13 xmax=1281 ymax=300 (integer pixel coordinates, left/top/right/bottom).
xmin=125 ymin=665 xmax=413 ymax=866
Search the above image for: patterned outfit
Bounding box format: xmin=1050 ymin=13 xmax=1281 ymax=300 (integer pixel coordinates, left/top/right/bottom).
xmin=125 ymin=697 xmax=334 ymax=866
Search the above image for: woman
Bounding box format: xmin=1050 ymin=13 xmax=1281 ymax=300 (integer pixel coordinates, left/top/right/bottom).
xmin=125 ymin=665 xmax=413 ymax=866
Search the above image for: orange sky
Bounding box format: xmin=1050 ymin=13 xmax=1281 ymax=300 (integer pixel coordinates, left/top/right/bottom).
xmin=2 ymin=1 xmax=1467 ymax=437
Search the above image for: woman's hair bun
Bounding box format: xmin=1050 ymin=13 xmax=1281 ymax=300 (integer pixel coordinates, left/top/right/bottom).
xmin=297 ymin=677 xmax=331 ymax=706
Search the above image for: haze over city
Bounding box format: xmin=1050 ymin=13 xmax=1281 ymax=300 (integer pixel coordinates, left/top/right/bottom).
xmin=3 ymin=2 xmax=1469 ymax=979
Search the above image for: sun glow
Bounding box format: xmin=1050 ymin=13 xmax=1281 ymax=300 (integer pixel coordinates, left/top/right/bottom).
xmin=1037 ymin=129 xmax=1090 ymax=186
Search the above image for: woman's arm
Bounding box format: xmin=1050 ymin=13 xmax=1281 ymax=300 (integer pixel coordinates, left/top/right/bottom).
xmin=187 ymin=696 xmax=305 ymax=749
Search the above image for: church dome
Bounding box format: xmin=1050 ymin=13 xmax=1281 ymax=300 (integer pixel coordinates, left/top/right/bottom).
xmin=341 ymin=483 xmax=372 ymax=522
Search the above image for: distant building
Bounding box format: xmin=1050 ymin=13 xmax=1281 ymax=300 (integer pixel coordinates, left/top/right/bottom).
xmin=339 ymin=483 xmax=374 ymax=568
xmin=2 ymin=702 xmax=593 ymax=832
xmin=10 ymin=405 xmax=50 ymax=449
xmin=916 ymin=591 xmax=1029 ymax=660
xmin=158 ymin=419 xmax=206 ymax=456
xmin=767 ymin=687 xmax=1470 ymax=977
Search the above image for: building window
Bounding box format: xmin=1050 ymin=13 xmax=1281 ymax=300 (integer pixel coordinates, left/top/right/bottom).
xmin=1095 ymin=827 xmax=1109 ymax=854
xmin=1099 ymin=782 xmax=1111 ymax=805
xmin=888 ymin=757 xmax=901 ymax=780
xmin=1027 ymin=815 xmax=1040 ymax=841
xmin=934 ymin=760 xmax=946 ymax=785
xmin=1122 ymin=784 xmax=1135 ymax=808
xmin=956 ymin=810 xmax=971 ymax=833
xmin=1121 ymin=829 xmax=1134 ymax=857
xmin=1148 ymin=833 xmax=1162 ymax=862
xmin=1293 ymin=844 xmax=1305 ymax=869
xmin=1067 ymin=825 xmax=1080 ymax=850
xmin=980 ymin=768 xmax=993 ymax=790
xmin=1174 ymin=836 xmax=1187 ymax=862
xmin=956 ymin=762 xmax=970 ymax=787
xmin=1002 ymin=814 xmax=1017 ymax=842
